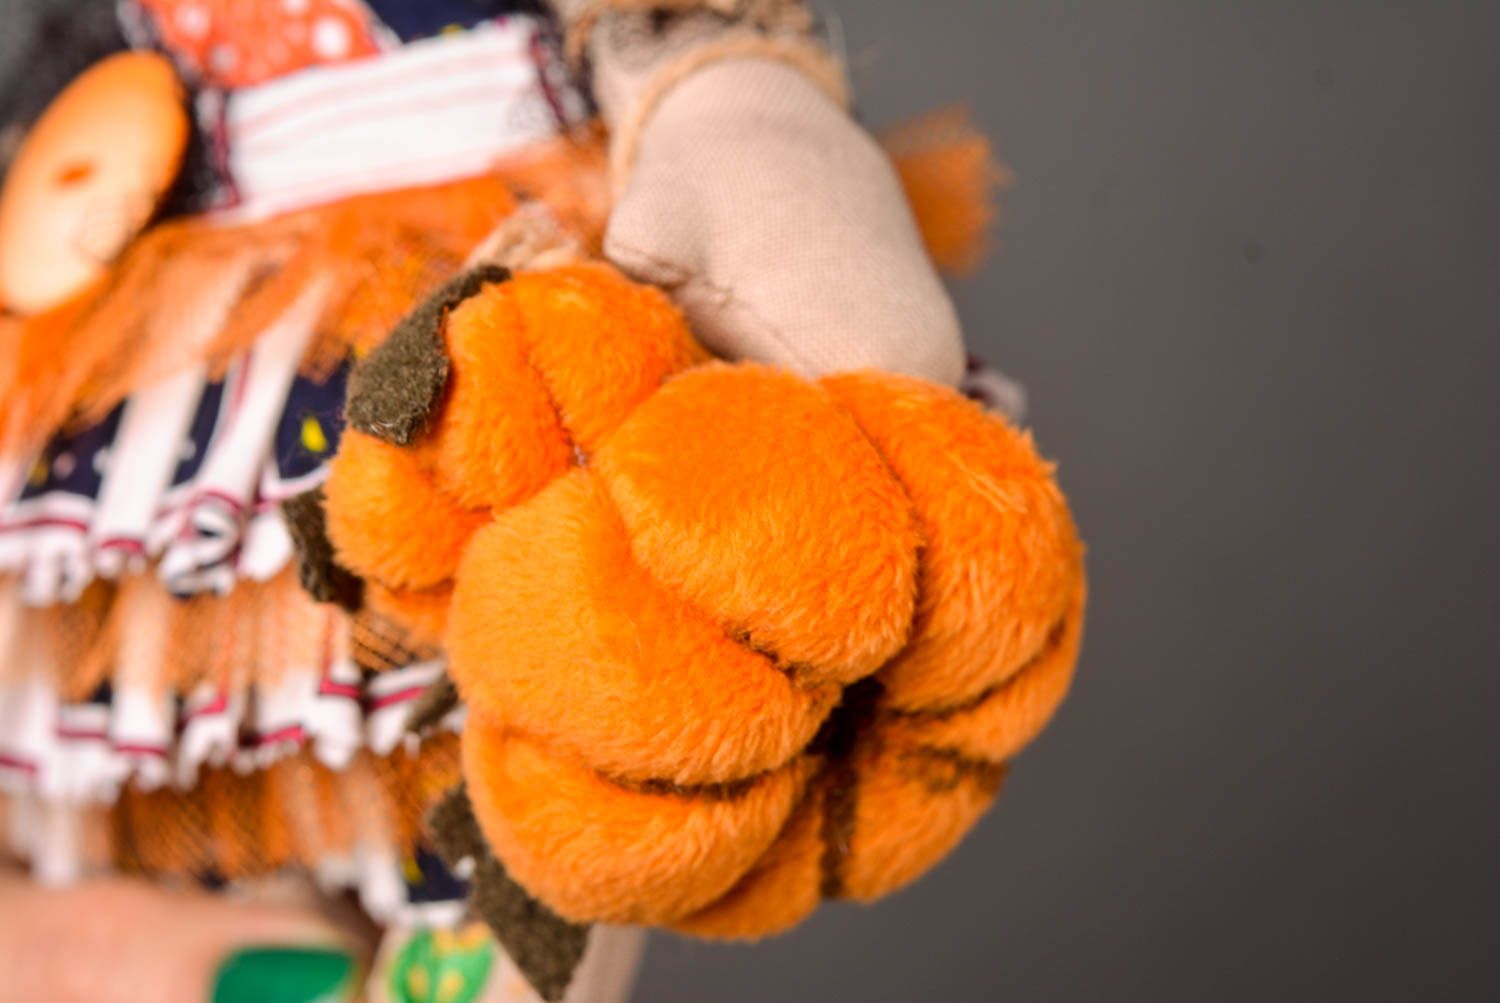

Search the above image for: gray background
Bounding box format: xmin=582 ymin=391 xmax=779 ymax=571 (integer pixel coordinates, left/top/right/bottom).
xmin=1 ymin=2 xmax=1495 ymax=1000
xmin=638 ymin=3 xmax=1500 ymax=1001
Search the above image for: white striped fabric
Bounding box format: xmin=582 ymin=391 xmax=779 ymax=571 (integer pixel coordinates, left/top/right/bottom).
xmin=157 ymin=279 xmax=326 ymax=595
xmin=91 ymin=364 xmax=207 ymax=579
xmin=222 ymin=17 xmax=561 ymax=222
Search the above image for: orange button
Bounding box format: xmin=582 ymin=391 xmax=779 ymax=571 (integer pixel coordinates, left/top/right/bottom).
xmin=0 ymin=52 xmax=189 ymax=315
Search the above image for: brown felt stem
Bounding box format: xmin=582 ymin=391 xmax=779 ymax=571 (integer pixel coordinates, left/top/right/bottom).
xmin=345 ymin=263 xmax=511 ymax=445
xmin=813 ymin=675 xmax=884 ymax=898
xmin=281 ymin=487 xmax=364 ymax=611
xmin=406 ymin=673 xmax=461 ymax=736
xmin=429 ymin=783 xmax=593 ymax=1002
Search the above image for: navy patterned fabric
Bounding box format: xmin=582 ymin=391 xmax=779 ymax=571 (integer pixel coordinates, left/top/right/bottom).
xmin=364 ymin=0 xmax=548 ymax=41
xmin=16 ymin=404 xmax=124 ymax=508
xmin=168 ymin=379 xmax=227 ymax=492
xmin=404 ymin=843 xmax=471 ymax=905
xmin=269 ymin=360 xmax=350 ymax=488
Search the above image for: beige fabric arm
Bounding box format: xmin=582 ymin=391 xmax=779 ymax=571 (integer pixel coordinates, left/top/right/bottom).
xmin=548 ymin=1 xmax=845 ymax=188
xmin=546 ymin=1 xmax=968 ymax=386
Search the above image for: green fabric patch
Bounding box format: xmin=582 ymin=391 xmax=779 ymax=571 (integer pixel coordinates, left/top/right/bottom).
xmin=386 ymin=925 xmax=497 ymax=1003
xmin=211 ymin=946 xmax=355 ymax=1003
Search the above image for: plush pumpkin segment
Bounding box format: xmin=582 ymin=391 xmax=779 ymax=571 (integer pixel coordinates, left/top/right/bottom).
xmin=321 ymin=260 xmax=1087 ymax=938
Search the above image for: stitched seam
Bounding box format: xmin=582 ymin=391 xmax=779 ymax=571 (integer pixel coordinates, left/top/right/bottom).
xmin=605 ymin=235 xmax=824 ymax=374
xmin=898 ymin=745 xmax=1007 ymax=796
xmin=513 ymin=300 xmax=584 ymax=465
xmin=883 ymin=613 xmax=1071 ymax=722
xmin=815 ymin=675 xmax=883 ymax=898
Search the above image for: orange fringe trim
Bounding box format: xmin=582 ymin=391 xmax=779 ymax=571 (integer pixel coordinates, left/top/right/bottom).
xmin=4 ymin=567 xmax=438 ymax=702
xmin=0 ymin=112 xmax=996 ymax=460
xmin=0 ymin=131 xmax=610 ymax=459
xmin=111 ymin=736 xmax=461 ymax=879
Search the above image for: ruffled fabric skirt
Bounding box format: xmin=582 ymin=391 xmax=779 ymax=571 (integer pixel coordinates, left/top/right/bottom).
xmin=0 ymin=132 xmax=610 ymax=920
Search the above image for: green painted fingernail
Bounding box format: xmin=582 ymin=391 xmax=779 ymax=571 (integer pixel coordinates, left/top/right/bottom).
xmin=211 ymin=946 xmax=356 ymax=1003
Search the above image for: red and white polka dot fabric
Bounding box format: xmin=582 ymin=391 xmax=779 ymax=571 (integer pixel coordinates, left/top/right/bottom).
xmin=135 ymin=0 xmax=390 ymax=89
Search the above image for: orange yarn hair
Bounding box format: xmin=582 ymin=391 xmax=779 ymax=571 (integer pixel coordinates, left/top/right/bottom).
xmin=0 ymin=132 xmax=612 ymax=460
xmin=321 ymin=261 xmax=1085 ymax=938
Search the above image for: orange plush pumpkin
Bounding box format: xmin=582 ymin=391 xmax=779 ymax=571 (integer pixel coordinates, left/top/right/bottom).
xmin=319 ymin=260 xmax=1085 ymax=939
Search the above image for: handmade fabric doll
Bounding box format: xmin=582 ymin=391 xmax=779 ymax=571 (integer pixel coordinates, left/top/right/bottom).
xmin=0 ymin=2 xmax=1083 ymax=1001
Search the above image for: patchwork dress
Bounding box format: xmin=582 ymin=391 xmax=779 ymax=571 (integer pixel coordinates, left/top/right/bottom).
xmin=0 ymin=0 xmax=596 ymax=922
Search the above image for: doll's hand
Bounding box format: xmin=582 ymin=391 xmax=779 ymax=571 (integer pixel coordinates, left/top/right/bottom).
xmin=0 ymin=869 xmax=359 ymax=1003
xmin=602 ymin=58 xmax=967 ymax=384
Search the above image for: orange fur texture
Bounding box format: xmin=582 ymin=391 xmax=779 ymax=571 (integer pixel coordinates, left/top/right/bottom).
xmin=0 ymin=134 xmax=612 ymax=460
xmin=883 ymin=107 xmax=1011 ymax=276
xmin=321 ymin=261 xmax=1086 ymax=938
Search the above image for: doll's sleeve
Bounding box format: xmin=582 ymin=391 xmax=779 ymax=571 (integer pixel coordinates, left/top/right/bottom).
xmin=544 ymin=1 xmax=971 ymax=386
xmin=545 ymin=1 xmax=845 ymax=186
